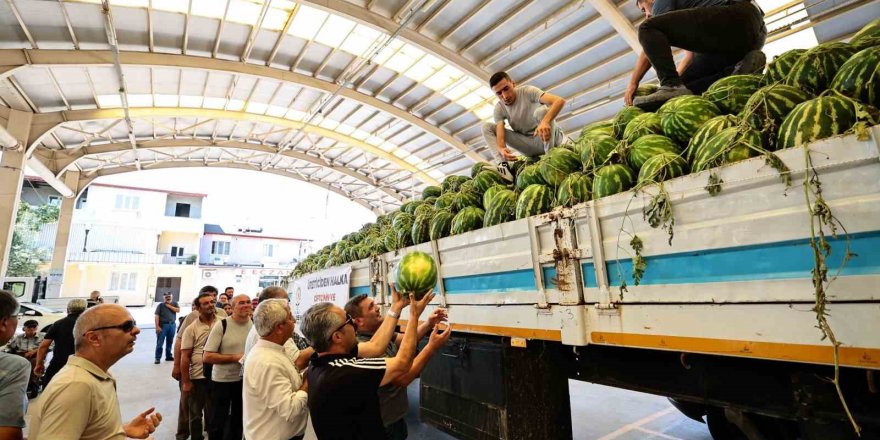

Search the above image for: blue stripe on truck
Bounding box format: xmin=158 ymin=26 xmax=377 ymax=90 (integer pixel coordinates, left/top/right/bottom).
xmin=351 ymin=231 xmax=880 ymax=294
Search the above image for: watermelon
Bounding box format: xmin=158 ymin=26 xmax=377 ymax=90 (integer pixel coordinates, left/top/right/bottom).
xmin=638 ymin=153 xmax=689 ymax=186
xmin=392 ymin=212 xmax=414 ymax=231
xmin=395 ymin=226 xmax=413 ymax=249
xmin=402 ymin=201 xmax=424 ymax=215
xmin=612 ymin=106 xmax=645 ymax=139
xmin=484 ymin=189 xmax=518 ymax=227
xmin=740 ymin=84 xmax=812 ymax=150
xmin=429 ymin=210 xmax=455 ymax=240
xmin=473 ymin=169 xmax=508 ymax=194
xmin=453 ymin=189 xmax=482 ymax=211
xmin=579 ymin=119 xmax=614 ymax=138
xmin=577 ymin=133 xmax=618 ymax=170
xmin=830 ymin=47 xmax=880 ymax=108
xmin=515 ymin=184 xmax=554 ymax=219
xmin=592 ymin=164 xmax=636 ymax=199
xmin=422 ymin=186 xmax=441 ymax=200
xmin=764 ymin=49 xmax=807 ymax=84
xmin=693 ymin=126 xmax=762 ymax=172
xmin=685 ymin=114 xmax=740 ymax=162
xmin=850 ymin=18 xmax=880 ymax=49
xmin=777 ymin=95 xmax=857 ymax=150
xmin=628 ymin=134 xmax=682 ymax=170
xmin=394 ymin=251 xmax=437 ymax=299
xmin=413 ymin=203 xmax=434 ymax=219
xmin=623 ymin=112 xmax=663 ymax=144
xmin=556 ymin=173 xmax=592 ymax=207
xmin=451 ymin=206 xmax=485 ymax=235
xmin=702 ymin=75 xmax=764 ymax=114
xmin=853 ymin=35 xmax=880 ymax=51
xmin=785 ymin=42 xmax=857 ymax=95
xmin=657 ymin=95 xmax=722 ymax=145
xmin=636 ymin=84 xmax=659 ymax=97
xmin=515 ymin=163 xmax=546 ymax=190
xmin=471 ymin=162 xmax=493 ymax=178
xmin=509 ymin=157 xmax=528 ymax=179
xmin=442 ymin=175 xmax=470 ymax=193
xmin=539 ymin=148 xmax=581 ymax=187
xmin=411 ymin=214 xmax=431 ymax=245
xmin=433 ymin=193 xmax=457 ymax=212
xmin=482 ymin=184 xmax=509 ymax=209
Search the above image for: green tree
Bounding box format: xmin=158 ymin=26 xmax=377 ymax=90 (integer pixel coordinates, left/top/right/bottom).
xmin=7 ymin=203 xmax=60 ymax=277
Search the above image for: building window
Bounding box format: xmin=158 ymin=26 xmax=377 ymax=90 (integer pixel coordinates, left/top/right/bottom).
xmin=211 ymin=241 xmax=230 ymax=255
xmin=171 ymin=246 xmax=185 ymax=257
xmin=47 ymin=195 xmax=62 ymax=207
xmin=110 ymin=272 xmax=138 ymax=291
xmin=263 ymin=244 xmax=276 ymax=257
xmin=174 ymin=203 xmax=191 ymax=218
xmin=114 ymin=194 xmax=140 ymax=210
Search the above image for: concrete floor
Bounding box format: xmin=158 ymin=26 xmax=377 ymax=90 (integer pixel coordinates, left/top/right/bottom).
xmin=25 ymin=309 xmax=713 ymax=440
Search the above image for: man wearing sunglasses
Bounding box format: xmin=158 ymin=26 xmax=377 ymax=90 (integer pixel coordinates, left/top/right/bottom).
xmin=302 ymin=288 xmax=448 ymax=439
xmin=29 ymin=304 xmax=163 ymax=439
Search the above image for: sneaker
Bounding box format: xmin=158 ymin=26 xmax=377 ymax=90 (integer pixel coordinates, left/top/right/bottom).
xmin=154 ymin=359 xmax=160 ymax=364
xmin=633 ymin=84 xmax=693 ymax=110
xmin=165 ymin=357 xmax=174 ymax=361
xmin=496 ymin=162 xmax=514 ymax=182
xmin=732 ymin=50 xmax=766 ymax=75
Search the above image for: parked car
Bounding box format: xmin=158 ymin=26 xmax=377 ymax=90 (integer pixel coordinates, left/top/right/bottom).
xmin=17 ymin=302 xmax=65 ymax=334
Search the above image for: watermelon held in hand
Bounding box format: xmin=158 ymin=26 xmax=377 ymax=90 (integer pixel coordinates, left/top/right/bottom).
xmin=429 ymin=210 xmax=455 ymax=240
xmin=539 ymin=148 xmax=581 ymax=187
xmin=515 ymin=184 xmax=554 ymax=219
xmin=703 ymin=75 xmax=764 ymax=114
xmin=451 ymin=206 xmax=485 ymax=235
xmin=692 ymin=126 xmax=763 ymax=172
xmin=777 ymin=94 xmax=858 ymax=150
xmin=394 ymin=251 xmax=437 ymax=300
xmin=576 ymin=133 xmax=619 ymax=170
xmin=556 ymin=173 xmax=592 ymax=207
xmin=484 ymin=189 xmax=518 ymax=227
xmin=623 ymin=112 xmax=663 ymax=144
xmin=657 ymin=95 xmax=722 ymax=145
xmin=686 ymin=114 xmax=740 ymax=163
xmin=638 ymin=153 xmax=689 ymax=186
xmin=592 ymin=164 xmax=636 ymax=199
xmin=785 ymin=42 xmax=857 ymax=96
xmin=830 ymin=47 xmax=880 ymax=108
xmin=627 ymin=134 xmax=682 ymax=171
xmin=612 ymin=106 xmax=645 ymax=139
xmin=764 ymin=49 xmax=807 ymax=84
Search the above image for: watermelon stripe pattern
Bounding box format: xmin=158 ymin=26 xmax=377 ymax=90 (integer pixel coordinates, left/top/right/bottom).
xmin=576 ymin=133 xmax=618 ymax=170
xmin=485 ymin=190 xmax=518 ymax=226
xmin=623 ymin=112 xmax=663 ymax=144
xmin=702 ymin=75 xmax=763 ymax=114
xmin=830 ymin=47 xmax=880 ymax=108
xmin=451 ymin=206 xmax=485 ymax=235
xmin=764 ymin=49 xmax=806 ymax=84
xmin=473 ymin=170 xmax=508 ymax=194
xmin=539 ymin=148 xmax=582 ymax=187
xmin=556 ymin=173 xmax=592 ymax=207
xmin=593 ymin=164 xmax=636 ymax=199
xmin=740 ymin=84 xmax=812 ymax=150
xmin=693 ymin=126 xmax=762 ymax=172
xmin=685 ymin=114 xmax=739 ymax=162
xmin=658 ymin=95 xmax=722 ymax=145
xmin=394 ymin=251 xmax=437 ymax=299
xmin=628 ymin=134 xmax=682 ymax=170
xmin=516 ymin=163 xmax=546 ymax=190
xmin=515 ymin=184 xmax=554 ymax=219
xmin=777 ymin=95 xmax=857 ymax=149
xmin=785 ymin=42 xmax=856 ymax=96
xmin=429 ymin=210 xmax=455 ymax=240
xmin=638 ymin=153 xmax=689 ymax=186
xmin=612 ymin=107 xmax=645 ymax=139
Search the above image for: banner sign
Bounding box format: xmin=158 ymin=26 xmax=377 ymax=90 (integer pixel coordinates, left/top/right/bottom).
xmin=291 ymin=265 xmax=351 ymax=319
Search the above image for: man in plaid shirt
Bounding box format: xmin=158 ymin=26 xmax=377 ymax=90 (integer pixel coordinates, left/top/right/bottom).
xmin=4 ymin=319 xmax=43 ymax=397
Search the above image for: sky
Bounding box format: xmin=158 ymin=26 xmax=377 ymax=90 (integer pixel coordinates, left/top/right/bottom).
xmin=88 ymin=167 xmax=377 ymax=248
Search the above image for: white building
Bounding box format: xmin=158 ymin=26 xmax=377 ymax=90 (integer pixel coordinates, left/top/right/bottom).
xmin=198 ymin=224 xmax=312 ymax=296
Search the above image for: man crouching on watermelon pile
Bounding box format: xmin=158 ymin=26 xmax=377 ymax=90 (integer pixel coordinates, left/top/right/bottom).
xmin=625 ymin=0 xmax=768 ymax=111
xmin=301 ymin=286 xmax=452 ymax=439
xmin=482 ymin=71 xmax=567 ymax=181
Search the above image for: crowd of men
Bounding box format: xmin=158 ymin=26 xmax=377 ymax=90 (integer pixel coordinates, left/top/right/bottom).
xmin=0 ymin=281 xmax=450 ymax=440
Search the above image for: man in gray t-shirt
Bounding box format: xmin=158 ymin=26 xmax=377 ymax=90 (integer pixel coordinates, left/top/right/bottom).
xmin=204 ymin=294 xmax=252 ymax=440
xmin=481 ymin=72 xmax=567 ymax=174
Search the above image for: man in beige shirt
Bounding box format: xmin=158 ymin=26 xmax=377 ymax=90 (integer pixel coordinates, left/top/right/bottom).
xmin=29 ymin=304 xmax=162 ymax=439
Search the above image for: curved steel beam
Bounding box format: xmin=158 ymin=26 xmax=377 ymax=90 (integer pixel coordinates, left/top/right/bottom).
xmin=77 ymin=161 xmax=386 ymax=215
xmin=28 ymin=107 xmax=440 ymax=186
xmin=42 ymin=138 xmax=405 ymax=202
xmin=0 ymin=49 xmax=481 ymax=164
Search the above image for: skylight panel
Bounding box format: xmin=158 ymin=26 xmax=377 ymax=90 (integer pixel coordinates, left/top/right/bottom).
xmin=266 ymin=105 xmax=287 ymax=117
xmin=373 ymin=40 xmax=403 ymax=64
xmin=404 ymin=154 xmax=421 ymax=165
xmin=288 ymin=5 xmax=327 ymax=40
xmin=366 ymin=136 xmax=384 ymax=146
xmin=110 ymin=0 xmax=149 ymax=7
xmin=315 ymin=15 xmax=356 ymax=47
xmin=227 ymin=0 xmax=262 ymax=26
xmin=445 ymin=82 xmax=472 ymax=101
xmin=97 ymin=94 xmax=122 ymax=108
xmin=191 ymin=0 xmax=228 ymax=18
xmin=423 ymin=65 xmax=464 ymax=92
xmin=763 ymin=28 xmax=817 ymax=59
xmin=180 ymin=95 xmax=204 ymax=107
xmin=351 ymin=130 xmax=370 ymax=141
xmin=245 ymin=102 xmax=268 ymax=114
xmin=127 ymin=94 xmax=153 ymax=107
xmin=428 ymin=170 xmax=444 ymax=180
xmin=262 ymin=7 xmax=292 ymax=31
xmin=474 ymin=103 xmax=494 ymax=120
xmin=285 ymin=109 xmax=306 ymax=120
xmin=335 ymin=124 xmax=354 ymax=135
xmin=379 ymin=142 xmax=396 ymax=152
xmin=152 ymin=0 xmax=189 ymax=13
xmin=154 ymin=94 xmax=179 ymax=107
xmin=227 ymin=99 xmax=245 ymax=111
xmin=203 ymin=97 xmax=227 ymax=109
xmin=456 ymin=93 xmax=483 ymax=110
xmin=319 ymin=119 xmax=340 ymax=130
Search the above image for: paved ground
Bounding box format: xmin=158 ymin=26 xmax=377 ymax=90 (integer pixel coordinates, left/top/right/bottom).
xmin=25 ymin=309 xmax=713 ymax=439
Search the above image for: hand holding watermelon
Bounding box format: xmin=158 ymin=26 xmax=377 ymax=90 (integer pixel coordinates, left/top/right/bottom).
xmin=409 ymin=290 xmax=436 ymax=320
xmin=389 ymin=283 xmax=410 ymax=314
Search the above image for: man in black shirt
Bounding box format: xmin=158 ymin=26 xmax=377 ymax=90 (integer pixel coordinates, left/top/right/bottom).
xmin=301 ymin=289 xmax=442 ymax=439
xmin=626 ymin=0 xmax=767 ymax=109
xmin=34 ymin=298 xmax=86 ymax=388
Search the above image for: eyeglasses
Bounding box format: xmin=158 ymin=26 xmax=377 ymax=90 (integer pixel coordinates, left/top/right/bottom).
xmin=327 ymin=313 xmax=355 ymax=341
xmin=84 ymin=319 xmax=137 ymax=336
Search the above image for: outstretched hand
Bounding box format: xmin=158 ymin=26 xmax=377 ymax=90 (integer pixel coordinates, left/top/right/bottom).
xmin=124 ymin=407 xmax=162 ymax=439
xmin=390 ymin=283 xmax=409 ymax=312
xmin=428 ymin=322 xmax=453 ymax=348
xmin=409 ymin=291 xmax=435 ymax=319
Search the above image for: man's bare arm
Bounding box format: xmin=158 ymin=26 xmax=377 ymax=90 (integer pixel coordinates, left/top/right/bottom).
xmin=165 ymin=303 xmax=181 ymax=313
xmin=625 ymin=52 xmax=653 ymax=106
xmin=203 ymin=351 xmax=241 ymax=364
xmin=382 ymin=292 xmax=434 ymax=386
xmin=358 ymin=285 xmax=407 ymax=357
xmin=676 ymin=50 xmax=693 ymax=75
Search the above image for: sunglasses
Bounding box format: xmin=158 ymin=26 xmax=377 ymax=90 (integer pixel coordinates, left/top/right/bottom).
xmin=327 ymin=313 xmax=355 ymax=341
xmin=84 ymin=319 xmax=137 ymax=336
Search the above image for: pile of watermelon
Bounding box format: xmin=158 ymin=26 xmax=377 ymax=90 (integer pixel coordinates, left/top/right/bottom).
xmin=292 ymin=19 xmax=880 ymax=278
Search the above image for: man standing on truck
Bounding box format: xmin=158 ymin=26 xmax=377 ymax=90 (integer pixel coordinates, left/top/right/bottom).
xmin=481 ymin=72 xmax=567 ymax=180
xmin=625 ymin=0 xmax=767 ymax=110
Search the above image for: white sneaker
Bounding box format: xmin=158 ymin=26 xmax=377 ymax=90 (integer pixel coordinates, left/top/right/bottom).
xmin=496 ymin=162 xmax=514 ymax=182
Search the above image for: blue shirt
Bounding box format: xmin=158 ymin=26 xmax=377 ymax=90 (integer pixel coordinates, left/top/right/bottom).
xmin=154 ymin=301 xmax=179 ymax=324
xmin=652 ymin=0 xmax=731 ymax=16
xmin=0 ymin=352 xmax=30 ymax=428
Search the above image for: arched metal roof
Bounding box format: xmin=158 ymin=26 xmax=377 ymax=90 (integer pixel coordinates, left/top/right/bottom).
xmin=1 ymin=0 xmax=876 ymax=212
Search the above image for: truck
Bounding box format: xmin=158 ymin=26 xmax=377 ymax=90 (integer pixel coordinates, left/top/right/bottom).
xmin=296 ymin=129 xmax=880 ymax=439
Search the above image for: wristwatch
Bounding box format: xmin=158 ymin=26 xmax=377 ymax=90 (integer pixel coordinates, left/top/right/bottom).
xmin=386 ymin=309 xmax=400 ymax=319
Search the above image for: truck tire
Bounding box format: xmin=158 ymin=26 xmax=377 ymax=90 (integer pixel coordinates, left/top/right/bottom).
xmin=706 ymin=409 xmax=747 ymax=440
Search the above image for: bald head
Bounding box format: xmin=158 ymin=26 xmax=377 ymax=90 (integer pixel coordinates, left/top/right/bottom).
xmin=74 ymin=304 xmax=129 ymax=349
xmin=230 ymin=294 xmax=253 ymax=319
xmin=72 ymin=303 xmax=140 ymax=371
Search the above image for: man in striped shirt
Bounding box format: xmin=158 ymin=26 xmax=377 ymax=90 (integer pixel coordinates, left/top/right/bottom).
xmin=302 ymin=289 xmax=445 ymax=439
